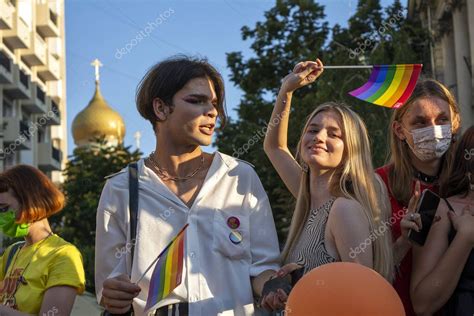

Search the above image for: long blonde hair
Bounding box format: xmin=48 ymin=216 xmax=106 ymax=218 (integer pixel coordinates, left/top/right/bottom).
xmin=387 ymin=79 xmax=461 ymax=205
xmin=280 ymin=102 xmax=394 ymax=281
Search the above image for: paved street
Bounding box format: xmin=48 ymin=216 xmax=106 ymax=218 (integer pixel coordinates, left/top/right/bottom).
xmin=71 ymin=292 xmax=102 ymax=316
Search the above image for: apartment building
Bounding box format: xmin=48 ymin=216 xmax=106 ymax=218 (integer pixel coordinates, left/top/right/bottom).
xmin=0 ymin=0 xmax=67 ymax=182
xmin=408 ymin=0 xmax=474 ymax=129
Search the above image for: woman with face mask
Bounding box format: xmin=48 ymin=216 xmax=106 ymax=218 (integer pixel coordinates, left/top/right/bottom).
xmin=375 ymin=79 xmax=462 ymax=316
xmin=410 ymin=126 xmax=474 ymax=316
xmin=0 ymin=165 xmax=85 ymax=315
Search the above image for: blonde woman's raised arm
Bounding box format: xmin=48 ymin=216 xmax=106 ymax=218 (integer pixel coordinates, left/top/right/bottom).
xmin=263 ymin=59 xmax=324 ymax=198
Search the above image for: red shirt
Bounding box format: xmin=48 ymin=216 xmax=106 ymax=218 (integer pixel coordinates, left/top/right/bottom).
xmin=376 ymin=165 xmax=438 ymax=316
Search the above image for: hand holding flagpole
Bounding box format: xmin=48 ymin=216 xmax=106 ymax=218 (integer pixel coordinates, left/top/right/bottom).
xmin=297 ymin=62 xmax=422 ymax=108
xmin=135 ymin=223 xmax=189 ymax=313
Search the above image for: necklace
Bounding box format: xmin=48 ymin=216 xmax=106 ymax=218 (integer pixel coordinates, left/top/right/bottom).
xmin=414 ymin=169 xmax=438 ymax=184
xmin=147 ymin=151 xmax=205 ymax=182
xmin=2 ymin=232 xmax=53 ymax=308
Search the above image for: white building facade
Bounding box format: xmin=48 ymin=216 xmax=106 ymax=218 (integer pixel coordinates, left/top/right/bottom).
xmin=0 ymin=0 xmax=67 ymax=182
xmin=408 ymin=0 xmax=474 ymax=129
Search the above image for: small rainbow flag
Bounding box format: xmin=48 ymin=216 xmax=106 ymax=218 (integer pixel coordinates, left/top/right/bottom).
xmin=348 ymin=64 xmax=422 ymax=108
xmin=144 ymin=224 xmax=188 ymax=313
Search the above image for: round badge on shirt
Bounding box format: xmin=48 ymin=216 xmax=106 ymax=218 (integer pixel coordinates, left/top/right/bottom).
xmin=227 ymin=216 xmax=240 ymax=229
xmin=229 ymin=231 xmax=243 ymax=245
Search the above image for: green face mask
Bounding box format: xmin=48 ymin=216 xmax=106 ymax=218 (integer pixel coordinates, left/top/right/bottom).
xmin=0 ymin=210 xmax=29 ymax=238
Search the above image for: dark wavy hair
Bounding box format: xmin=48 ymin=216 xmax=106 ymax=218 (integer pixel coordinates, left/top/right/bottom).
xmin=440 ymin=125 xmax=474 ymax=198
xmin=136 ymin=55 xmax=227 ymax=132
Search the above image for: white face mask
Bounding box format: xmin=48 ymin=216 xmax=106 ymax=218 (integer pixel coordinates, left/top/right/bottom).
xmin=405 ymin=124 xmax=452 ymax=161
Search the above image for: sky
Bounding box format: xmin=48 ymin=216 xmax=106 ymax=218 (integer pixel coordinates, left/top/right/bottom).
xmin=65 ymin=0 xmax=404 ymax=157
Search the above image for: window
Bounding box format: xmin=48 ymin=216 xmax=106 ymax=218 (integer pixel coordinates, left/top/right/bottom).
xmin=37 ymin=127 xmax=45 ymax=143
xmin=19 ymin=68 xmax=29 ymax=89
xmin=0 ymin=50 xmax=11 ymax=72
xmin=2 ymin=97 xmax=13 ymax=117
xmin=49 ymin=9 xmax=58 ymax=26
xmin=4 ymin=151 xmax=16 ymax=169
xmin=36 ymin=86 xmax=45 ymax=103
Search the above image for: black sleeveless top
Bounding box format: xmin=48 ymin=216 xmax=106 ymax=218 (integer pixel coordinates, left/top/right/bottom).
xmin=440 ymin=199 xmax=474 ymax=316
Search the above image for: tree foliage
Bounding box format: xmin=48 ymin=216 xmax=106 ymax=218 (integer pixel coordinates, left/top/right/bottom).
xmin=50 ymin=137 xmax=141 ymax=292
xmin=216 ymin=0 xmax=430 ymax=242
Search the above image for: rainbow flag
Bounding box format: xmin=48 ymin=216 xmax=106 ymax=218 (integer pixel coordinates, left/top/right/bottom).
xmin=144 ymin=224 xmax=188 ymax=313
xmin=349 ymin=64 xmax=422 ymax=108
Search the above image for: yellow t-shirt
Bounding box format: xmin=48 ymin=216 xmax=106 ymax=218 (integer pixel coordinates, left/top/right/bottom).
xmin=0 ymin=234 xmax=85 ymax=314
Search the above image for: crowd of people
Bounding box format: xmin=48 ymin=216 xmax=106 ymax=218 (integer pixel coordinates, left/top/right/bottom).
xmin=0 ymin=56 xmax=472 ymax=316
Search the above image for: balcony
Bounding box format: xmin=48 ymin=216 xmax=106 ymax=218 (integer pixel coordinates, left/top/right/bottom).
xmin=21 ymin=82 xmax=47 ymax=114
xmin=0 ymin=0 xmax=15 ymax=30
xmin=37 ymin=53 xmax=60 ymax=81
xmin=36 ymin=4 xmax=59 ymax=38
xmin=43 ymin=99 xmax=60 ymax=126
xmin=3 ymin=15 xmax=30 ymax=49
xmin=3 ymin=117 xmax=32 ymax=151
xmin=0 ymin=50 xmax=13 ymax=84
xmin=51 ymin=100 xmax=60 ymax=123
xmin=3 ymin=64 xmax=31 ymax=99
xmin=38 ymin=143 xmax=61 ymax=171
xmin=37 ymin=85 xmax=46 ymax=103
xmin=47 ymin=37 xmax=62 ymax=58
xmin=20 ymin=33 xmax=47 ymax=66
xmin=37 ymin=96 xmax=61 ymax=126
xmin=47 ymin=79 xmax=62 ymax=102
xmin=19 ymin=68 xmax=29 ymax=87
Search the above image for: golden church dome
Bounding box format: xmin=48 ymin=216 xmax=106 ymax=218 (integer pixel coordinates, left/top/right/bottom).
xmin=72 ymin=81 xmax=126 ymax=147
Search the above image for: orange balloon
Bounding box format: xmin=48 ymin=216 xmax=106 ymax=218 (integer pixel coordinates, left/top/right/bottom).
xmin=285 ymin=262 xmax=405 ymax=316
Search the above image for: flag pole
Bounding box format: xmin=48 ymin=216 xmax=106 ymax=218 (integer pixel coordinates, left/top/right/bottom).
xmin=134 ymin=223 xmax=189 ymax=285
xmin=323 ymin=65 xmax=373 ymax=69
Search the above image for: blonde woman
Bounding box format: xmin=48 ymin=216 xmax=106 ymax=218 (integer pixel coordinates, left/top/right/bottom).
xmin=376 ymin=79 xmax=461 ymax=316
xmin=261 ymin=59 xmax=394 ymax=310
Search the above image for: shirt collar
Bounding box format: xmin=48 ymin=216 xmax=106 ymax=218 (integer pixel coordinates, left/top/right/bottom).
xmin=137 ymin=152 xmax=230 ymax=209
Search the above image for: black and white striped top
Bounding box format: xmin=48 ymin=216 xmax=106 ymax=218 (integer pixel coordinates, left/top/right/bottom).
xmin=287 ymin=197 xmax=338 ymax=274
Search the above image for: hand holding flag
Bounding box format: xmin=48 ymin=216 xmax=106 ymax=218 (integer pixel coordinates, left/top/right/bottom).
xmin=281 ymin=59 xmax=324 ymax=92
xmin=280 ymin=61 xmax=422 ymax=108
xmin=136 ymin=223 xmax=188 ymax=314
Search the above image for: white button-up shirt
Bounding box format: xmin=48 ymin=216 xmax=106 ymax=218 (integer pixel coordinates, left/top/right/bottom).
xmin=95 ymin=152 xmax=280 ymax=315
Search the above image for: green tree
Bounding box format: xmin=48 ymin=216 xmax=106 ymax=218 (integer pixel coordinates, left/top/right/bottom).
xmin=50 ymin=137 xmax=141 ymax=293
xmin=216 ymin=0 xmax=430 ymax=241
xmin=328 ymin=0 xmax=431 ymax=164
xmin=218 ymin=0 xmax=329 ymax=241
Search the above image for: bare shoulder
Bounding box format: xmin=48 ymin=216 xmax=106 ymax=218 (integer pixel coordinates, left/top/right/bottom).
xmin=444 ymin=195 xmax=472 ymax=215
xmin=419 ymin=197 xmax=451 ymax=236
xmin=436 ymin=198 xmax=451 ymax=215
xmin=329 ymin=197 xmax=368 ymax=226
xmin=331 ymin=197 xmax=365 ymax=215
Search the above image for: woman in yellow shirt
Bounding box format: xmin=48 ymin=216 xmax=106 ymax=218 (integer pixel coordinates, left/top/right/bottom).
xmin=0 ymin=165 xmax=85 ymax=315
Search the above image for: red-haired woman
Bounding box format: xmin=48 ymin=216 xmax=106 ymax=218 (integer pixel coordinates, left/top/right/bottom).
xmin=0 ymin=165 xmax=85 ymax=315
